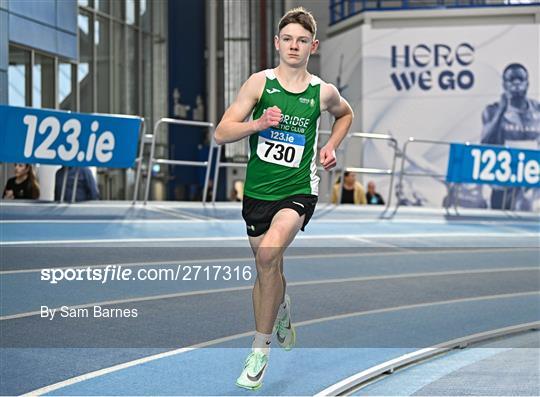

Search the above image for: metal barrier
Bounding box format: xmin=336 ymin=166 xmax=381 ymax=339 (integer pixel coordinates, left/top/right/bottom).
xmin=132 ymin=120 xmax=149 ymax=204
xmin=396 ymin=137 xmax=453 ymax=212
xmin=210 ymin=139 xmax=247 ymax=205
xmin=337 ymin=132 xmax=399 ymax=211
xmin=133 ymin=118 xmax=215 ymax=205
xmin=58 ymin=167 xmax=80 ymax=204
xmin=396 ymin=137 xmax=528 ymax=213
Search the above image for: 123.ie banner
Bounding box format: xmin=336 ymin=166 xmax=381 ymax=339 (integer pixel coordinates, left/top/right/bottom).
xmin=446 ymin=143 xmax=540 ymax=188
xmin=0 ymin=105 xmax=141 ymax=168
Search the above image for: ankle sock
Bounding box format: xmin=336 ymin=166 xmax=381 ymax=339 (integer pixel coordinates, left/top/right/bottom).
xmin=252 ymin=331 xmax=272 ymax=355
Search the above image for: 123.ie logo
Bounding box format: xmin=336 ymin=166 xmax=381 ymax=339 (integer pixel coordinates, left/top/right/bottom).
xmin=390 ymin=43 xmax=475 ymax=92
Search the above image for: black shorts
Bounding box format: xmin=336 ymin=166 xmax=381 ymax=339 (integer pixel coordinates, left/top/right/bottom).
xmin=242 ymin=194 xmax=318 ymax=237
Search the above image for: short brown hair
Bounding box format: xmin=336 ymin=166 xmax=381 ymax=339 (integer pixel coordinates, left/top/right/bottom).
xmin=278 ymin=7 xmax=317 ymax=38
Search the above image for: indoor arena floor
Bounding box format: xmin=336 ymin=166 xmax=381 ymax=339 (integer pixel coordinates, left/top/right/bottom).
xmin=1 ymin=201 xmax=538 ymax=396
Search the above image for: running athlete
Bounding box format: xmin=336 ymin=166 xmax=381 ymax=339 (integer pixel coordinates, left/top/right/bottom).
xmin=214 ymin=7 xmax=354 ymax=390
xmin=481 ymin=63 xmax=540 ymax=210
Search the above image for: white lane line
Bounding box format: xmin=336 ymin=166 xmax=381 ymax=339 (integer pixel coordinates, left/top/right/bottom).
xmin=21 ymin=291 xmax=540 ymax=397
xmin=150 ymin=205 xmax=215 ymax=221
xmin=2 ymin=232 xmax=539 ymax=246
xmin=348 ymin=236 xmax=417 ymax=252
xmin=2 ymin=267 xmax=538 ymax=321
xmin=1 ymin=218 xmax=538 ymax=225
xmin=1 ymin=247 xmax=535 ymax=275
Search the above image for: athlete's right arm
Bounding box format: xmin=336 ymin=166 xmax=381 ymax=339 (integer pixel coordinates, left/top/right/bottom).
xmin=214 ymin=72 xmax=282 ymax=145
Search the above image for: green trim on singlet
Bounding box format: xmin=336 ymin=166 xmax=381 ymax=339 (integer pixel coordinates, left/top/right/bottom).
xmin=244 ymin=70 xmax=321 ymax=201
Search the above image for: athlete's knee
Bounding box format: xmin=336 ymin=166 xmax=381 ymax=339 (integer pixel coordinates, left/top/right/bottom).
xmin=255 ymin=246 xmax=282 ymax=270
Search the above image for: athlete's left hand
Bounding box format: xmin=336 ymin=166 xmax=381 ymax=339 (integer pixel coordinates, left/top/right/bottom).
xmin=320 ymin=145 xmax=336 ymax=171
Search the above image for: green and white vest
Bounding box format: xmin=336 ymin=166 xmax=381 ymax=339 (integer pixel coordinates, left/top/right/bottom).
xmin=244 ymin=69 xmax=321 ymax=201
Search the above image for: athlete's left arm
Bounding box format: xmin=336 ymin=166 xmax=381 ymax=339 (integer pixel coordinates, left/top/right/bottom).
xmin=319 ymin=83 xmax=354 ymax=171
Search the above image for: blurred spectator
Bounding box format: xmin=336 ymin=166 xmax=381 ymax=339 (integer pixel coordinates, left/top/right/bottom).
xmin=55 ymin=166 xmax=100 ymax=202
xmin=366 ymin=181 xmax=385 ymax=205
xmin=332 ymin=171 xmax=367 ymax=204
xmin=2 ymin=163 xmax=40 ymax=199
xmin=230 ymin=180 xmax=244 ymax=202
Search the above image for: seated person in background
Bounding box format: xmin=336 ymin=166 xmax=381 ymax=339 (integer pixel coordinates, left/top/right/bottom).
xmin=230 ymin=180 xmax=244 ymax=202
xmin=366 ymin=181 xmax=385 ymax=205
xmin=332 ymin=171 xmax=367 ymax=204
xmin=2 ymin=163 xmax=40 ymax=199
xmin=55 ymin=166 xmax=100 ymax=202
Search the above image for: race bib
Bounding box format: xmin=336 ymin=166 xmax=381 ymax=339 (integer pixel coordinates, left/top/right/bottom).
xmin=257 ymin=128 xmax=305 ymax=168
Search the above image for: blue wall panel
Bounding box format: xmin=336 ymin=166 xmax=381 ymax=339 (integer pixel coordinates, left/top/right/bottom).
xmin=0 ymin=0 xmax=7 ymax=11
xmin=9 ymin=13 xmax=56 ymax=54
xmin=8 ymin=0 xmax=56 ymax=27
xmin=56 ymin=30 xmax=77 ymax=60
xmin=9 ymin=12 xmax=76 ymax=60
xmin=0 ymin=70 xmax=7 ymax=104
xmin=56 ymin=0 xmax=77 ymax=34
xmin=0 ymin=9 xmax=7 ymax=71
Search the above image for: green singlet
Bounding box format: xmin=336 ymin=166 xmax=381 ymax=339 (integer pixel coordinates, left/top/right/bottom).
xmin=244 ymin=69 xmax=322 ymax=201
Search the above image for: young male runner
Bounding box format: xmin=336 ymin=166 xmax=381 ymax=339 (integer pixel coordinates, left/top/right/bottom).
xmin=214 ymin=7 xmax=354 ymax=390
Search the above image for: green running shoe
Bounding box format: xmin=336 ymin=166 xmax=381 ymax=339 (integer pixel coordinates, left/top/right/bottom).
xmin=274 ymin=294 xmax=296 ymax=350
xmin=236 ymin=351 xmax=269 ymax=390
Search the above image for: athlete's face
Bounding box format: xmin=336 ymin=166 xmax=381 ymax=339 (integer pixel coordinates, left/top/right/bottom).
xmin=503 ymin=67 xmax=528 ymax=99
xmin=275 ymin=23 xmax=318 ymax=66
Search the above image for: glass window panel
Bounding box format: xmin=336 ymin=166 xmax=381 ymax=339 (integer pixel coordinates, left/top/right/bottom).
xmin=95 ymin=0 xmax=109 ymax=14
xmin=78 ymin=0 xmax=91 ymax=7
xmin=78 ymin=12 xmax=93 ymax=112
xmin=140 ymin=0 xmax=151 ymax=32
xmin=95 ymin=17 xmax=110 ymax=113
xmin=112 ymin=21 xmax=125 ymax=114
xmin=152 ymin=0 xmax=166 ymax=37
xmin=58 ymin=61 xmax=75 ymax=110
xmin=111 ymin=0 xmax=123 ymax=19
xmin=126 ymin=27 xmax=138 ymax=114
xmin=126 ymin=0 xmax=136 ymax=25
xmin=142 ymin=33 xmax=152 ymax=120
xmin=8 ymin=46 xmax=30 ymax=107
xmin=33 ymin=53 xmax=55 ymax=109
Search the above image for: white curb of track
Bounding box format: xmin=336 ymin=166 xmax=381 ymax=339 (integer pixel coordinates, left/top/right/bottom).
xmin=314 ymin=321 xmax=540 ymax=396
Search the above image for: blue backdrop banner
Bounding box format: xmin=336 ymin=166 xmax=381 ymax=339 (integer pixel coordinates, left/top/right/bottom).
xmin=0 ymin=105 xmax=141 ymax=168
xmin=446 ymin=143 xmax=540 ymax=188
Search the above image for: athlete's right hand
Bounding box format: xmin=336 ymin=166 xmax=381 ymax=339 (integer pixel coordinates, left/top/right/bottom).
xmin=254 ymin=106 xmax=282 ymax=131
